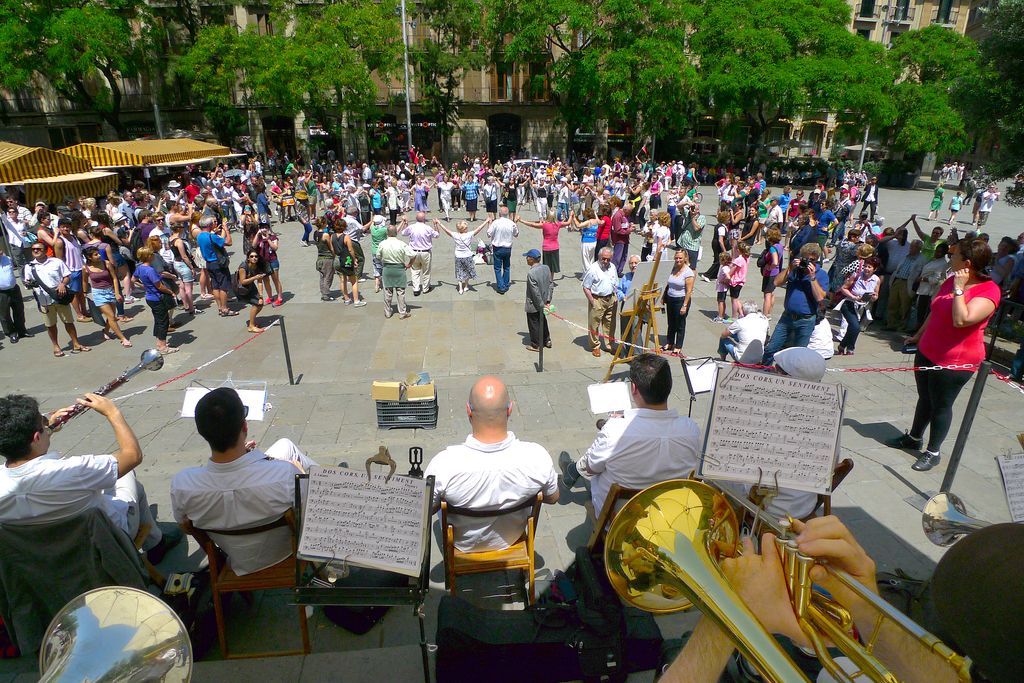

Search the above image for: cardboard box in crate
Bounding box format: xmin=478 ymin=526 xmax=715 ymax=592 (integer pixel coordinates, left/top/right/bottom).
xmin=375 ymin=397 xmax=438 ymax=429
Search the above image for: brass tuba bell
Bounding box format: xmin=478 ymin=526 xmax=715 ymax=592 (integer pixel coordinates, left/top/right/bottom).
xmin=922 ymin=492 xmax=990 ymax=546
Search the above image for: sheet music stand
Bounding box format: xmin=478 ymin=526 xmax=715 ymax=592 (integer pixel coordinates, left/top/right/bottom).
xmin=181 ymin=377 xmax=270 ymax=420
xmin=291 ymin=470 xmax=435 ymax=683
xmin=680 ymin=357 xmax=718 ymax=417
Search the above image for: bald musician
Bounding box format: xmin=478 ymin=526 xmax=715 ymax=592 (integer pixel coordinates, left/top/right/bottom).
xmin=425 ymin=375 xmax=559 ymax=553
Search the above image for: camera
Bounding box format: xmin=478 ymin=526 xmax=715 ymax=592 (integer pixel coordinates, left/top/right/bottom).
xmin=792 ymin=258 xmax=809 ymax=277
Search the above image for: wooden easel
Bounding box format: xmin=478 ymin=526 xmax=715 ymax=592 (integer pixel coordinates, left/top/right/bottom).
xmin=604 ymin=246 xmax=665 ymax=381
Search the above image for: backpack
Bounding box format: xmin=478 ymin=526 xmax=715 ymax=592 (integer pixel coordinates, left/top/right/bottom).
xmin=127 ymin=226 xmax=144 ymax=262
xmin=758 ymin=245 xmax=779 ymax=276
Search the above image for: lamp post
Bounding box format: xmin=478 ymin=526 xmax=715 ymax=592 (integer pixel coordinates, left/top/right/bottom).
xmin=400 ymin=0 xmax=414 ymax=162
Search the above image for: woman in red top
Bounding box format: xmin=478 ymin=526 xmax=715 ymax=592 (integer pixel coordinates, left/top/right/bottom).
xmin=889 ymin=239 xmax=1000 ymax=471
xmin=594 ymin=204 xmax=613 ymax=255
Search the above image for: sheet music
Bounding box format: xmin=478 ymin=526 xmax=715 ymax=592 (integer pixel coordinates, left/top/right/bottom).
xmin=181 ymin=387 xmax=267 ymax=421
xmin=700 ymin=365 xmax=843 ymax=495
xmin=683 ymin=359 xmax=719 ymax=396
xmin=298 ymin=466 xmax=427 ymax=577
xmin=588 ymin=382 xmax=632 ymax=414
xmin=996 ymin=454 xmax=1024 ymax=523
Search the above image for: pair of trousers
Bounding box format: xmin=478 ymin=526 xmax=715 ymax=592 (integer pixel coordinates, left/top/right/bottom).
xmin=885 ymin=279 xmax=913 ymax=330
xmin=588 ymin=295 xmax=617 ymax=349
xmin=492 ymin=246 xmax=512 ymax=292
xmin=384 ymin=287 xmax=408 ymax=317
xmin=146 ymin=294 xmax=172 ymax=341
xmin=410 ymin=251 xmax=432 ymax=291
xmin=612 ymin=241 xmax=629 ymax=277
xmin=581 ymin=241 xmax=596 ymax=273
xmin=838 ymin=300 xmax=862 ymax=351
xmin=317 ymin=256 xmax=335 ymax=297
xmin=718 ymin=337 xmax=739 ymax=360
xmin=761 ymin=311 xmax=817 ymax=365
xmin=526 ymin=311 xmax=549 ymax=347
xmin=910 ymin=351 xmax=974 ymax=453
xmin=536 ymin=197 xmax=548 ymax=218
xmin=0 ymin=284 xmax=27 ymax=336
xmin=557 ymin=201 xmax=569 ymax=221
xmin=664 ymin=295 xmax=689 ymax=349
xmin=105 ymin=471 xmax=161 ymax=550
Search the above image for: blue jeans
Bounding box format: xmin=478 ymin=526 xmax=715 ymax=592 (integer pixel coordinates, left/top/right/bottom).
xmin=301 ymin=222 xmax=313 ymax=242
xmin=557 ymin=201 xmax=569 ymax=221
xmin=492 ymin=246 xmax=512 ymax=292
xmin=838 ymin=301 xmax=861 ymax=351
xmin=761 ymin=311 xmax=817 ymax=365
xmin=718 ymin=337 xmax=738 ymax=360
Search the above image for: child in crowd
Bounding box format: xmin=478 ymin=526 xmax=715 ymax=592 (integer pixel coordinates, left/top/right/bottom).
xmin=728 ymin=242 xmax=751 ymax=319
xmin=948 ymin=191 xmax=963 ymax=225
xmin=714 ymin=252 xmax=733 ymax=323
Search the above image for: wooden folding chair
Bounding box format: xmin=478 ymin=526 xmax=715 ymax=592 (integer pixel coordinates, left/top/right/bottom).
xmin=181 ymin=509 xmax=310 ymax=659
xmin=441 ymin=492 xmax=543 ymax=605
xmin=586 ymin=483 xmax=642 ymax=553
xmin=808 ymin=457 xmax=855 ymax=520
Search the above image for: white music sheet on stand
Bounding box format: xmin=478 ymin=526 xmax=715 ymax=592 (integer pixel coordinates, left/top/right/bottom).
xmin=180 ymin=387 xmax=267 ymax=421
xmin=995 ymin=454 xmax=1024 ymax=523
xmin=700 ymin=365 xmax=843 ymax=495
xmin=298 ymin=466 xmax=428 ymax=577
xmin=683 ymin=359 xmax=719 ymax=396
xmin=588 ymin=382 xmax=632 ymax=414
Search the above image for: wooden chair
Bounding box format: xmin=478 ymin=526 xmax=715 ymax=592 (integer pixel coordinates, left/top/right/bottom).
xmin=180 ymin=509 xmax=310 ymax=659
xmin=809 ymin=457 xmax=855 ymax=519
xmin=586 ymin=483 xmax=642 ymax=553
xmin=440 ymin=493 xmax=543 ymax=605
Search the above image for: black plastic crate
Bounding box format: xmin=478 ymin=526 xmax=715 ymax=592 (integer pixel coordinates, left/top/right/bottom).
xmin=375 ymin=398 xmax=438 ymax=429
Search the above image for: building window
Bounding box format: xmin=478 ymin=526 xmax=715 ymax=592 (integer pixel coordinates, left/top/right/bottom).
xmin=893 ymin=0 xmax=910 ymax=21
xmin=859 ymin=0 xmax=876 ymax=17
xmin=492 ymin=63 xmax=515 ymax=102
xmin=255 ymin=12 xmax=273 ymax=36
xmin=936 ymin=0 xmax=954 ymax=23
xmin=857 ymin=28 xmax=872 ymax=39
xmin=526 ymin=63 xmax=549 ymax=101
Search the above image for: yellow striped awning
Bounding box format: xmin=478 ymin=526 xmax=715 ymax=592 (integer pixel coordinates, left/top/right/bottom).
xmin=3 ymin=171 xmax=119 ymax=206
xmin=59 ymin=139 xmax=233 ymax=168
xmin=0 ymin=142 xmax=92 ymax=185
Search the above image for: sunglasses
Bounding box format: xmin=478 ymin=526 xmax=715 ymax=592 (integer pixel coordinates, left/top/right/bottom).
xmin=31 ymin=247 xmax=45 ymax=252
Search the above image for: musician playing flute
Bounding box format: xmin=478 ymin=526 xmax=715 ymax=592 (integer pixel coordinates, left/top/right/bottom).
xmin=0 ymin=392 xmax=180 ymax=563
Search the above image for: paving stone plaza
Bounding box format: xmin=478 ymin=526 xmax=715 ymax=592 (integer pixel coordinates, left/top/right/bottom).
xmin=1 ymin=185 xmax=1022 ymax=681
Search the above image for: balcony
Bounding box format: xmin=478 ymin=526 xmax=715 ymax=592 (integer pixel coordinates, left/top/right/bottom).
xmin=887 ymin=4 xmax=915 ymax=23
xmin=931 ymin=5 xmax=960 ymax=25
xmin=855 ymin=2 xmax=880 ymax=20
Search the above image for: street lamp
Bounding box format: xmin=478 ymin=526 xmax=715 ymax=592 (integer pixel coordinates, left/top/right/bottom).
xmin=399 ymin=0 xmax=414 ymax=161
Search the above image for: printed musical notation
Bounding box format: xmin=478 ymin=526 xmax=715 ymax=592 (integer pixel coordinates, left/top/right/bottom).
xmin=700 ymin=365 xmax=844 ymax=495
xmin=996 ymin=454 xmax=1024 ymax=523
xmin=298 ymin=466 xmax=428 ymax=577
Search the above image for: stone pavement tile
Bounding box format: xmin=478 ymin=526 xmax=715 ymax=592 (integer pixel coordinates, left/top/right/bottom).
xmin=296 ymin=646 xmax=428 ymax=682
xmin=191 ymin=655 xmax=305 ymax=683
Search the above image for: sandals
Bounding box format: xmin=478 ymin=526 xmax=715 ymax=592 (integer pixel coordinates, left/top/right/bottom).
xmin=120 ymin=340 xmax=133 ymax=348
xmin=247 ymin=326 xmax=264 ymax=333
xmin=218 ymin=310 xmax=239 ymax=317
xmin=53 ymin=349 xmax=66 ymax=357
xmin=69 ymin=346 xmax=91 ymax=354
xmin=159 ymin=347 xmax=179 ymax=355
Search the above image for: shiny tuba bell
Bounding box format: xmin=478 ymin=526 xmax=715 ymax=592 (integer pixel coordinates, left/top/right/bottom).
xmin=603 ymin=479 xmax=972 ymax=683
xmin=922 ymin=492 xmax=990 ymax=546
xmin=38 ymin=586 xmax=192 ymax=682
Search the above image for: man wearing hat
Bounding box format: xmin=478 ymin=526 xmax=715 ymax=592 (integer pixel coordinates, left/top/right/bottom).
xmin=523 ymin=249 xmax=552 ymax=352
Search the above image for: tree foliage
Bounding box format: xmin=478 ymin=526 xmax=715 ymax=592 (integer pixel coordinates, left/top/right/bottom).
xmin=486 ymin=0 xmax=698 ymax=151
xmin=0 ymin=0 xmax=158 ymax=139
xmin=177 ymin=0 xmax=402 ymax=143
xmin=887 ymin=26 xmax=979 ymax=158
xmin=412 ymin=0 xmax=488 ymax=161
xmin=690 ymin=0 xmax=896 ymax=150
xmin=973 ymin=0 xmax=1024 ymax=185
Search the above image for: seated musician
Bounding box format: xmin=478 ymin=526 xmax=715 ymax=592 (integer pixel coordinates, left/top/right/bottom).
xmin=425 ymin=375 xmax=559 ymax=553
xmin=170 ymin=388 xmax=319 ymax=575
xmin=664 ymin=516 xmax=1020 ymax=683
xmin=0 ymin=392 xmax=176 ymax=562
xmin=560 ymin=353 xmax=702 ymax=515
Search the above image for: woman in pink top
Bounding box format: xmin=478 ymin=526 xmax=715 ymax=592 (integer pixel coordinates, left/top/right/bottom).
xmin=890 ymin=239 xmax=1000 ymax=471
xmin=520 ymin=210 xmax=570 ymax=278
xmin=728 ymin=241 xmax=751 ymax=319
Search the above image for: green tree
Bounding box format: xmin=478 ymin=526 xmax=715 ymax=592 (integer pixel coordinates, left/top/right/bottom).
xmin=690 ymin=0 xmax=895 ymax=154
xmin=486 ymin=0 xmax=698 ymax=157
xmin=887 ymin=26 xmax=979 ymax=159
xmin=972 ymin=0 xmax=1024 ymax=188
xmin=174 ymin=25 xmax=247 ymax=145
xmin=0 ymin=0 xmax=158 ymax=139
xmin=412 ymin=0 xmax=488 ymax=163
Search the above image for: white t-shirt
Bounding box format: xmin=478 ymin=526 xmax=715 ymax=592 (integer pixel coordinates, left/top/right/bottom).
xmin=727 ymin=314 xmax=770 ymax=358
xmin=0 ymin=452 xmax=126 ymax=530
xmin=807 ymin=317 xmax=835 ymax=360
xmin=578 ymin=408 xmax=702 ymax=515
xmin=450 ymin=231 xmax=475 ymax=258
xmin=24 ymin=257 xmax=71 ymax=306
xmin=170 ymin=439 xmax=317 ymax=576
xmin=425 ymin=432 xmax=557 ymax=553
xmin=487 ymin=218 xmax=519 ymax=248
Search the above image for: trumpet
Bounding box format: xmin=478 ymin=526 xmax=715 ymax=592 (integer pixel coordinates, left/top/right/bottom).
xmin=604 ymin=479 xmax=972 ymax=683
xmin=48 ymin=349 xmax=164 ymax=429
xmin=922 ymin=492 xmax=990 ymax=547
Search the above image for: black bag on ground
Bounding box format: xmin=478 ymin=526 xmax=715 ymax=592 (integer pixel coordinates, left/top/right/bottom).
xmin=321 ymin=567 xmax=409 ymax=635
xmin=161 ymin=570 xmax=217 ymax=661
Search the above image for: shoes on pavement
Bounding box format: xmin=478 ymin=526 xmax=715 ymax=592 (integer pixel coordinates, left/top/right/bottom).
xmin=353 ymin=300 xmax=367 ymax=308
xmin=558 ymin=451 xmax=581 ymax=489
xmin=413 ymin=290 xmax=421 ymax=297
xmin=911 ymin=451 xmax=942 ymax=472
xmin=592 ymin=348 xmax=602 ymax=357
xmin=886 ymin=432 xmax=923 ymax=451
xmin=526 ymin=345 xmax=539 ymax=352
xmin=545 ymin=341 xmax=552 ymax=348
xmin=146 ymin=523 xmax=184 ymax=565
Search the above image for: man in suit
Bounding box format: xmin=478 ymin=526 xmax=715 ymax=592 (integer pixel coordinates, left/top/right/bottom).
xmin=523 ymin=249 xmax=552 ymax=352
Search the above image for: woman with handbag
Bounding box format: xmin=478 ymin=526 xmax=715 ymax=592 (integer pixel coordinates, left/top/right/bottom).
xmin=236 ymin=250 xmax=269 ymax=333
xmin=171 ymin=222 xmax=199 ymax=315
xmin=661 ymin=250 xmax=695 ymax=354
xmin=133 ymin=247 xmax=177 ymax=354
xmin=81 ymin=246 xmax=131 ymax=347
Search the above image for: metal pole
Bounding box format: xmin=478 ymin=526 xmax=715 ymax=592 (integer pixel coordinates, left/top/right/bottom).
xmin=153 ymin=101 xmax=164 ymax=139
xmin=857 ymin=123 xmax=870 ymax=172
xmin=400 ymin=0 xmax=414 ymax=162
xmin=940 ymin=360 xmax=991 ymax=493
xmin=278 ymin=316 xmax=296 ymax=386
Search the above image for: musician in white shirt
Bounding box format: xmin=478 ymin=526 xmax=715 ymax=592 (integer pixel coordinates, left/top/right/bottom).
xmin=170 ymin=388 xmax=320 ymax=576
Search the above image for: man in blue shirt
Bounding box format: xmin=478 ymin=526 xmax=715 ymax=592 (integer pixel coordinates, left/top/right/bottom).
xmin=777 ymin=186 xmax=792 ymax=213
xmin=0 ymin=242 xmax=29 ymax=343
xmin=194 ymin=216 xmax=235 ymax=316
xmin=463 ymin=179 xmax=480 ymax=221
xmin=761 ymin=243 xmax=829 ymax=365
